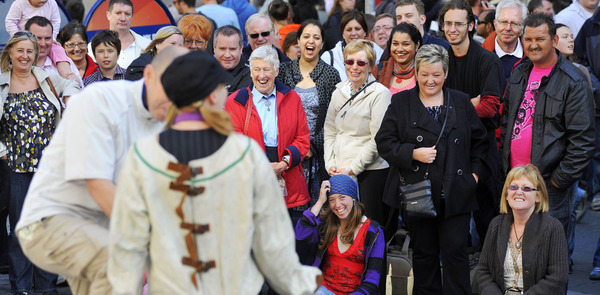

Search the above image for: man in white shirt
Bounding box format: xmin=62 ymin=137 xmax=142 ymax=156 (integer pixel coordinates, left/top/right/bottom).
xmin=103 ymin=0 xmax=151 ymax=68
xmin=15 ymin=46 xmax=189 ymax=295
xmin=554 ymin=0 xmax=599 ymax=38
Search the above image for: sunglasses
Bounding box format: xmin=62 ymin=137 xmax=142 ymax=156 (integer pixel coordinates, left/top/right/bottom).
xmin=345 ymin=59 xmax=369 ymax=67
xmin=14 ymin=31 xmax=34 ymax=38
xmin=249 ymin=31 xmax=271 ymax=39
xmin=508 ymin=185 xmax=537 ymax=192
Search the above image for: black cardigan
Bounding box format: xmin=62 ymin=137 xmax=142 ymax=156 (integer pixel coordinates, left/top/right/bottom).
xmin=476 ymin=211 xmax=569 ymax=294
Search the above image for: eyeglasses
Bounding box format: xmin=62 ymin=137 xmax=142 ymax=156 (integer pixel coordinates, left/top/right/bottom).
xmin=64 ymin=42 xmax=87 ymax=49
xmin=496 ymin=20 xmax=522 ymax=29
xmin=373 ymin=25 xmax=394 ymax=33
xmin=185 ymin=39 xmax=206 ymax=46
xmin=476 ymin=19 xmax=488 ymax=25
xmin=249 ymin=31 xmax=271 ymax=39
xmin=345 ymin=59 xmax=369 ymax=67
xmin=508 ymin=185 xmax=537 ymax=192
xmin=443 ymin=21 xmax=468 ymax=29
xmin=13 ymin=31 xmax=34 ymax=38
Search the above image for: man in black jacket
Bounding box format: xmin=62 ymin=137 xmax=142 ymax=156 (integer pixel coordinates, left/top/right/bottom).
xmin=502 ymin=13 xmax=595 ymax=240
xmin=214 ymin=25 xmax=252 ymax=95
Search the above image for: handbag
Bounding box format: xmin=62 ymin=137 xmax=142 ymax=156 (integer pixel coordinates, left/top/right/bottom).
xmin=386 ymin=229 xmax=414 ymax=295
xmin=398 ymin=92 xmax=451 ymax=219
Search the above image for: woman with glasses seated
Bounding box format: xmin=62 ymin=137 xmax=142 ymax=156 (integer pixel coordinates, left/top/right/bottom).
xmin=324 ymin=39 xmax=391 ymax=229
xmin=321 ymin=9 xmax=384 ymax=81
xmin=125 ymin=26 xmax=184 ymax=81
xmin=477 ymin=164 xmax=569 ymax=295
xmin=58 ymin=21 xmax=98 ymax=80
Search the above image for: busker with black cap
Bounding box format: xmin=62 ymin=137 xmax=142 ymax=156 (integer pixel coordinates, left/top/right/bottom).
xmin=15 ymin=46 xmax=190 ymax=295
xmin=108 ymin=50 xmax=323 ymax=295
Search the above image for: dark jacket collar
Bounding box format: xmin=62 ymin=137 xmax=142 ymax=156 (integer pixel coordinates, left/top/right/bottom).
xmin=407 ymin=86 xmax=456 ymax=137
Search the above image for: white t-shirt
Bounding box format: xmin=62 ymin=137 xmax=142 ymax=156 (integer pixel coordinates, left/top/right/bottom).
xmin=16 ymin=80 xmax=165 ymax=231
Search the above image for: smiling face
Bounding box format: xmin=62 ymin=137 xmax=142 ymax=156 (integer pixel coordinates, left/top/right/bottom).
xmin=28 ymin=23 xmax=52 ymax=63
xmin=416 ymin=62 xmax=447 ymax=98
xmin=556 ymin=26 xmax=574 ymax=57
xmin=522 ymin=24 xmax=558 ymax=67
xmin=214 ymin=33 xmax=242 ymax=70
xmin=250 ymin=58 xmax=278 ymax=96
xmin=494 ymin=7 xmax=523 ymax=48
xmin=328 ymin=193 xmax=354 ymax=221
xmin=106 ymin=3 xmax=133 ymax=32
xmin=155 ymin=34 xmax=184 ymax=53
xmin=64 ymin=34 xmax=87 ymax=64
xmin=9 ymin=40 xmax=36 ymax=72
xmin=506 ymin=176 xmax=540 ymax=214
xmin=442 ymin=9 xmax=473 ymax=47
xmin=94 ymin=42 xmax=119 ymax=73
xmin=391 ymin=32 xmax=418 ymax=66
xmin=342 ymin=19 xmax=366 ymax=44
xmin=299 ymin=24 xmax=323 ymax=63
xmin=345 ymin=50 xmax=371 ymax=89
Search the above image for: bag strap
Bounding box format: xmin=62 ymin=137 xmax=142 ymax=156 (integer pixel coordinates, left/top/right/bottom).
xmin=243 ymin=94 xmax=253 ymax=135
xmin=339 ymin=80 xmax=377 ymax=112
xmin=399 ymin=90 xmax=451 ymax=183
xmin=45 ymin=77 xmax=64 ymax=113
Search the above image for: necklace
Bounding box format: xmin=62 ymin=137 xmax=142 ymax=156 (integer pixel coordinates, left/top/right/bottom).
xmin=393 ymin=62 xmax=415 ymax=83
xmin=513 ymin=223 xmax=524 ymax=249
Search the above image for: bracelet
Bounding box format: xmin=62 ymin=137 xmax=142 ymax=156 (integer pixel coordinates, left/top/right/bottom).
xmin=281 ymin=158 xmax=290 ymax=169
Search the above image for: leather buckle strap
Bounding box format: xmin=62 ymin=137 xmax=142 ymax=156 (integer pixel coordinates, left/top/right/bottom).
xmin=182 ymin=257 xmax=216 ymax=272
xmin=169 ymin=183 xmax=205 ymax=196
xmin=181 ymin=223 xmax=210 ymax=234
xmin=167 ymin=162 xmax=203 ymax=183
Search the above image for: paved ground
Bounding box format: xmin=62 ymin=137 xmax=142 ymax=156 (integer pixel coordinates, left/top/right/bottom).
xmin=0 ymin=208 xmax=599 ymax=294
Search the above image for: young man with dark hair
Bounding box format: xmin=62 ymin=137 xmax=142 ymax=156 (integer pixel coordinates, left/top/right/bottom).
xmin=84 ymin=30 xmax=126 ymax=86
xmin=528 ymin=0 xmax=555 ymax=15
xmin=503 ymin=13 xmax=595 ymax=253
xmin=440 ymin=0 xmax=504 ymax=250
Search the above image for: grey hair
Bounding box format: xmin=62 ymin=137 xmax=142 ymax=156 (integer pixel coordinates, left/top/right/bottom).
xmin=245 ymin=13 xmax=274 ymax=37
xmin=249 ymin=45 xmax=280 ymax=70
xmin=415 ymin=44 xmax=449 ymax=73
xmin=495 ymin=0 xmax=527 ymax=22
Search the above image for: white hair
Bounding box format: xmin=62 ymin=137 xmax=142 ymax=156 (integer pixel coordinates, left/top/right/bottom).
xmin=249 ymin=45 xmax=280 ymax=70
xmin=245 ymin=13 xmax=274 ymax=37
xmin=495 ymin=0 xmax=528 ymax=22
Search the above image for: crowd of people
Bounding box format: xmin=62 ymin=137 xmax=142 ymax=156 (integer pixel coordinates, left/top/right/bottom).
xmin=0 ymin=0 xmax=599 ymax=294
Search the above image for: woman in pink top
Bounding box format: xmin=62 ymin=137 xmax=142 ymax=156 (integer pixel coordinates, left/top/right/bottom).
xmin=372 ymin=23 xmax=422 ymax=95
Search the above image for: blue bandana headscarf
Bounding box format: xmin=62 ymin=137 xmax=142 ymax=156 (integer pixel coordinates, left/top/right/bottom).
xmin=329 ymin=175 xmax=358 ymax=200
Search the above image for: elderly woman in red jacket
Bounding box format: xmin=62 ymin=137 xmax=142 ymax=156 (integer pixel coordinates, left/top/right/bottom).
xmin=225 ymin=45 xmax=311 ymax=225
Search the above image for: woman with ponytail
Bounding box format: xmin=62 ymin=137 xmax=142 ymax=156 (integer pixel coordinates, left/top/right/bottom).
xmin=108 ymin=51 xmax=322 ymax=294
xmin=295 ymin=175 xmax=385 ymax=295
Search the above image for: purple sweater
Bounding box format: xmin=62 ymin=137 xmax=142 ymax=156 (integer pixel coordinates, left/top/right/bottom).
xmin=295 ymin=209 xmax=385 ymax=295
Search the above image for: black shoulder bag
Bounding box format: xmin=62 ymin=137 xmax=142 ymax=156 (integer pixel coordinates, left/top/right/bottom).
xmin=398 ymin=92 xmax=450 ymax=219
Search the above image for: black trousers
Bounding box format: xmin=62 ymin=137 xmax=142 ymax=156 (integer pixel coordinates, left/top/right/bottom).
xmin=357 ymin=168 xmax=390 ymax=227
xmin=407 ymin=202 xmax=471 ymax=295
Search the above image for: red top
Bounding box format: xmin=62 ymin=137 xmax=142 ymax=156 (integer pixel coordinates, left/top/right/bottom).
xmin=83 ymin=54 xmax=98 ymax=79
xmin=322 ymin=219 xmax=371 ymax=294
